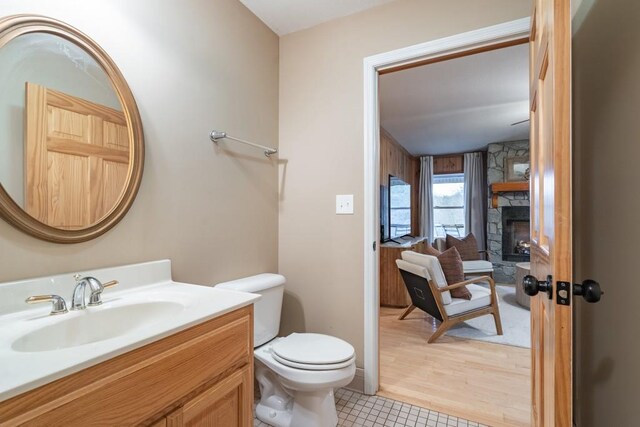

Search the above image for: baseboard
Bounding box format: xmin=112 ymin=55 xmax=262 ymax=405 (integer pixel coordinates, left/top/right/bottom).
xmin=344 ymin=367 xmax=365 ymax=394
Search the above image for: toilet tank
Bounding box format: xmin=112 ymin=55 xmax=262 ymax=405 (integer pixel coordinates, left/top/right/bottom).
xmin=215 ymin=273 xmax=285 ymax=347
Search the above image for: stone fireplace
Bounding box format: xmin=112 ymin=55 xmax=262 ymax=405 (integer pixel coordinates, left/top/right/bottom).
xmin=486 ymin=140 xmax=530 ymax=283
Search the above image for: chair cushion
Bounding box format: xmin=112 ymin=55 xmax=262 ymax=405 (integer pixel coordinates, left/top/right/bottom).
xmin=446 ymin=233 xmax=481 ymax=261
xmin=462 ymin=260 xmax=494 ymax=273
xmin=437 ymin=247 xmax=471 ymax=300
xmin=444 ymin=284 xmax=493 ymax=316
xmin=401 ymin=251 xmax=452 ymax=304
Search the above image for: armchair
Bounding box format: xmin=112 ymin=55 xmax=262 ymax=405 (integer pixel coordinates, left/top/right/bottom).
xmin=433 ymin=237 xmax=494 ymax=278
xmin=395 ymin=251 xmax=503 ymax=343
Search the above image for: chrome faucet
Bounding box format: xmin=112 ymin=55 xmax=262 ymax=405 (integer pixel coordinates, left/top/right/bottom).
xmin=71 ymin=275 xmax=119 ymax=310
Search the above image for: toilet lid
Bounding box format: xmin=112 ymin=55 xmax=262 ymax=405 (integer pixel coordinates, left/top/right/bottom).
xmin=272 ymin=333 xmax=355 ymax=365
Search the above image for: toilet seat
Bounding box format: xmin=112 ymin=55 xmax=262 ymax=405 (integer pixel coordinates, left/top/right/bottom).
xmin=272 ymin=352 xmax=356 ymax=371
xmin=271 ymin=333 xmax=355 ymax=370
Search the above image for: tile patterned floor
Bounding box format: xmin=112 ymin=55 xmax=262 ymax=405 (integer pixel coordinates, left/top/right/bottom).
xmin=254 ymin=388 xmax=490 ymax=427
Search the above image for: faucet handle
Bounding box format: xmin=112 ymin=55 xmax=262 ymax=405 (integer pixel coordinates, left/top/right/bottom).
xmin=88 ymin=279 xmax=119 ymax=306
xmin=102 ymin=280 xmax=119 ymax=289
xmin=25 ymin=294 xmax=68 ymax=315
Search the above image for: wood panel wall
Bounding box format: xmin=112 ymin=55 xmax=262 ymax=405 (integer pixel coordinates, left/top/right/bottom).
xmin=380 ymin=128 xmax=419 ymax=235
xmin=433 ymin=155 xmax=464 ymax=175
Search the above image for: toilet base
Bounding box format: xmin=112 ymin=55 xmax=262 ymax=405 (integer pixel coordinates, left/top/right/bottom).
xmin=255 ymin=360 xmax=340 ymax=427
xmin=255 ymin=400 xmax=292 ymax=427
xmin=255 ymin=390 xmax=338 ymax=427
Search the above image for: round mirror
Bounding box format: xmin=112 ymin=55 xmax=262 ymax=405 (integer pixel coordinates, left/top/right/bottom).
xmin=0 ymin=15 xmax=144 ymax=243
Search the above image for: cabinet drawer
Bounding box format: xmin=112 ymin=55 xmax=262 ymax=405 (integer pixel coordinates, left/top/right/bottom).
xmin=0 ymin=306 xmax=253 ymax=426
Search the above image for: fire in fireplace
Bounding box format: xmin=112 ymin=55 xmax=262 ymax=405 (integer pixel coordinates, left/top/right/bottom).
xmin=515 ymin=240 xmax=531 ymax=255
xmin=502 ymin=206 xmax=530 ymax=262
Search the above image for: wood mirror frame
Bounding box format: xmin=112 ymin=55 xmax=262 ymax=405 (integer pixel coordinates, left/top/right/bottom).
xmin=0 ymin=15 xmax=144 ymax=243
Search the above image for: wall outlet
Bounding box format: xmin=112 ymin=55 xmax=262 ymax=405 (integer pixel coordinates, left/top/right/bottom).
xmin=336 ymin=195 xmax=354 ymax=215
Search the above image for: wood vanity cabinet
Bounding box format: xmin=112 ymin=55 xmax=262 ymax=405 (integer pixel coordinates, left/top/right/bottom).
xmin=164 ymin=366 xmax=252 ymax=426
xmin=380 ymin=239 xmax=426 ymax=307
xmin=0 ymin=306 xmax=254 ymax=427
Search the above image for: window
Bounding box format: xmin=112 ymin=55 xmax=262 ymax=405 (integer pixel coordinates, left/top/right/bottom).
xmin=389 ymin=176 xmax=411 ymax=238
xmin=433 ymin=174 xmax=465 ymax=238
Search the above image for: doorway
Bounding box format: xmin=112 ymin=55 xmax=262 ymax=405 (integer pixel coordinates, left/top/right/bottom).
xmin=362 ymin=17 xmax=532 ymax=425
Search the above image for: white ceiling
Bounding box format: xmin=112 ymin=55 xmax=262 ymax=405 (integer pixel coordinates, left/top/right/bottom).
xmin=239 ymin=0 xmax=395 ymax=36
xmin=379 ymin=44 xmax=530 ymax=156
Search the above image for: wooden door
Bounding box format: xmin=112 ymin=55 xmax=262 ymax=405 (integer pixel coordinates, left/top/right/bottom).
xmin=528 ymin=0 xmax=572 ymax=425
xmin=25 ymin=82 xmax=129 ymax=229
xmin=166 ymin=366 xmax=253 ymax=427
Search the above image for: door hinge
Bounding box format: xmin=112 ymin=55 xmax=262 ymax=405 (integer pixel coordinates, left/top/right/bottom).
xmin=373 ymin=241 xmax=377 ymax=251
xmin=556 ymin=281 xmax=571 ymax=306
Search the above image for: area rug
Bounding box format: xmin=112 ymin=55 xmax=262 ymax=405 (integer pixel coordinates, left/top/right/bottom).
xmin=445 ymin=284 xmax=531 ymax=348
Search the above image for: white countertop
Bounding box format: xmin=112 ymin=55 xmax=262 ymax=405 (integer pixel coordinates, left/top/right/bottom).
xmin=0 ymin=260 xmax=259 ymax=401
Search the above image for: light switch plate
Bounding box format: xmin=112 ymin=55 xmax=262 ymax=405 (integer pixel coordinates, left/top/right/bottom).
xmin=336 ymin=194 xmax=354 ymax=215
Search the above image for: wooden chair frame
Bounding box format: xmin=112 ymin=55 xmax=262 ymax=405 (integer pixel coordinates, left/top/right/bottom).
xmin=464 ymin=269 xmax=494 ymax=279
xmin=398 ymin=273 xmax=503 ymax=344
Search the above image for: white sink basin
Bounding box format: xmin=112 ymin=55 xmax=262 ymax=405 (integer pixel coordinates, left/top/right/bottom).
xmin=0 ymin=259 xmax=260 ymax=402
xmin=12 ymin=301 xmax=185 ymax=352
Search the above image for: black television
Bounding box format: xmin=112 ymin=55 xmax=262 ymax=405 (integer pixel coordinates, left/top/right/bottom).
xmin=381 ymin=175 xmax=411 ymax=242
xmin=380 ymin=184 xmax=389 ymax=242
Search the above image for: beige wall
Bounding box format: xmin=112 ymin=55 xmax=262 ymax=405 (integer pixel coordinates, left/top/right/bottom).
xmin=0 ymin=1 xmax=279 ymax=287
xmin=278 ymin=0 xmax=531 ymax=367
xmin=573 ymin=0 xmax=640 ymax=424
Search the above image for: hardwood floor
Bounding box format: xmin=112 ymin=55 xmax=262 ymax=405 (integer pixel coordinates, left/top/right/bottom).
xmin=379 ymin=306 xmax=531 ymax=427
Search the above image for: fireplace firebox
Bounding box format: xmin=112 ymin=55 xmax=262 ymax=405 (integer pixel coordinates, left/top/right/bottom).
xmin=502 ymin=206 xmax=530 ymax=262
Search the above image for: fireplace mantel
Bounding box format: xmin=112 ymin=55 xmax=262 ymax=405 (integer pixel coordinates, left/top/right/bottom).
xmin=490 ymin=181 xmax=529 ymax=208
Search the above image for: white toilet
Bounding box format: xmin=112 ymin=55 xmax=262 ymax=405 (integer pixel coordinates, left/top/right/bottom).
xmin=216 ymin=274 xmax=356 ymax=427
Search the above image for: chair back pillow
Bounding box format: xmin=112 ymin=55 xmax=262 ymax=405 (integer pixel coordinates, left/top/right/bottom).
xmin=400 ymin=251 xmax=452 ymax=304
xmin=437 ymin=247 xmax=471 ymax=300
xmin=445 ymin=233 xmax=481 ymax=261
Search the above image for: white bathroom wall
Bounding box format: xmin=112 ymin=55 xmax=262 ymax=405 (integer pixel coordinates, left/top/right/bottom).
xmin=0 ymin=1 xmax=279 ymax=287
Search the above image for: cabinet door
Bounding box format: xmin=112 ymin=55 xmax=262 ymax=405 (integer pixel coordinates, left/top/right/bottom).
xmin=167 ymin=366 xmax=252 ymax=427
